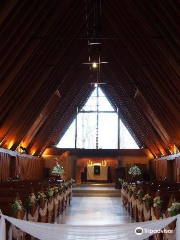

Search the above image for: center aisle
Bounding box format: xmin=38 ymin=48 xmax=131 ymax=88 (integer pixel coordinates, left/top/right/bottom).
xmin=56 ymin=185 xmax=133 ymax=225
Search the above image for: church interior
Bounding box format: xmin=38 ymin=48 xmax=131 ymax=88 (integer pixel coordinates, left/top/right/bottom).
xmin=1 ymin=0 xmax=180 ymax=239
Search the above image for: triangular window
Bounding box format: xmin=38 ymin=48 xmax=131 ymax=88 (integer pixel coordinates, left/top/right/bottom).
xmin=81 ymin=87 xmax=115 ymax=112
xmin=57 ymin=87 xmax=139 ymax=149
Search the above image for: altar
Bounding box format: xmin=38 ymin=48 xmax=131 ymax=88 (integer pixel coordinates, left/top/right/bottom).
xmin=87 ymin=164 xmax=108 ymax=181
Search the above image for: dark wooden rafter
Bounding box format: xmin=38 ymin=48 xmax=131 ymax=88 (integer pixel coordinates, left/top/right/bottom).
xmin=100 ymin=1 xmax=180 ymax=148
xmin=99 ymin=49 xmax=170 ymax=152
xmin=21 ymin=90 xmax=61 ymax=148
xmin=100 ymin=67 xmax=167 ymax=157
xmin=0 ymin=0 xmax=92 ymax=149
xmin=102 ymin=1 xmax=180 ymax=134
xmin=124 ymin=0 xmax=180 ymax=118
xmin=0 ymin=1 xmax=70 ymax=132
xmin=100 ymin=85 xmax=143 ymax=148
xmin=27 ymin=73 xmax=93 ymax=155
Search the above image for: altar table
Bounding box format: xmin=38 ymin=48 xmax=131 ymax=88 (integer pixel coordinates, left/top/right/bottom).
xmin=87 ymin=165 xmax=108 ymax=181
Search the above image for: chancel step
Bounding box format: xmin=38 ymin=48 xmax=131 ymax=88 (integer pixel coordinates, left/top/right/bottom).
xmin=72 ymin=183 xmax=120 ymax=197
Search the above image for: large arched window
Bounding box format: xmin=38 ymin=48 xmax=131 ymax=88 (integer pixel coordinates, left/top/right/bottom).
xmin=57 ymin=87 xmax=139 ymax=149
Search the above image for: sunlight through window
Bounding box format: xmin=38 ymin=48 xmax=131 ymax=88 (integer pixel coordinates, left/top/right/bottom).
xmin=57 ymin=87 xmax=139 ymax=149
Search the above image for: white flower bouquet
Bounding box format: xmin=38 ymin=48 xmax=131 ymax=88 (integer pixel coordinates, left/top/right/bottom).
xmin=143 ymin=194 xmax=153 ymax=208
xmin=136 ymin=189 xmax=145 ymax=199
xmin=143 ymin=194 xmax=152 ymax=202
xmin=26 ymin=193 xmax=37 ymax=208
xmin=153 ymin=196 xmax=162 ymax=210
xmin=63 ymin=182 xmax=69 ymax=188
xmin=118 ymin=178 xmax=124 ymax=184
xmin=131 ymin=186 xmax=138 ymax=193
xmin=69 ymin=178 xmax=75 ymax=184
xmin=127 ymin=184 xmax=132 ymax=190
xmin=46 ymin=188 xmax=55 ymax=199
xmin=37 ymin=191 xmax=46 ymax=201
xmin=10 ymin=199 xmax=24 ymax=216
xmin=59 ymin=183 xmax=63 ymax=190
xmin=52 ymin=162 xmax=65 ymax=176
xmin=53 ymin=186 xmax=59 ymax=194
xmin=128 ymin=165 xmax=141 ymax=176
xmin=168 ymin=200 xmax=180 ymax=216
xmin=127 ymin=185 xmax=138 ymax=195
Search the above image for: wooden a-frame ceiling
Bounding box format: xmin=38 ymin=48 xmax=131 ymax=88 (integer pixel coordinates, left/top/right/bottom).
xmin=0 ymin=0 xmax=180 ymax=158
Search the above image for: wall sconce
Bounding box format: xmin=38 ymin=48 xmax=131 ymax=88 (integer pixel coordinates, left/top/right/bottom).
xmin=20 ymin=146 xmax=26 ymax=154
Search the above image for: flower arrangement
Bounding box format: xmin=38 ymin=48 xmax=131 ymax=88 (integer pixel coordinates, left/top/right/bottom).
xmin=118 ymin=178 xmax=124 ymax=184
xmin=127 ymin=184 xmax=131 ymax=190
xmin=26 ymin=193 xmax=36 ymax=208
xmin=136 ymin=190 xmax=145 ymax=199
xmin=133 ymin=189 xmax=138 ymax=197
xmin=10 ymin=199 xmax=23 ymax=216
xmin=53 ymin=186 xmax=59 ymax=194
xmin=52 ymin=162 xmax=65 ymax=176
xmin=168 ymin=200 xmax=180 ymax=216
xmin=63 ymin=182 xmax=69 ymax=188
xmin=128 ymin=165 xmax=141 ymax=176
xmin=46 ymin=188 xmax=55 ymax=199
xmin=153 ymin=196 xmax=162 ymax=210
xmin=37 ymin=191 xmax=46 ymax=202
xmin=59 ymin=184 xmax=63 ymax=191
xmin=143 ymin=194 xmax=152 ymax=202
xmin=122 ymin=182 xmax=128 ymax=188
xmin=143 ymin=194 xmax=153 ymax=208
xmin=130 ymin=186 xmax=138 ymax=194
xmin=127 ymin=185 xmax=138 ymax=194
xmin=69 ymin=178 xmax=75 ymax=184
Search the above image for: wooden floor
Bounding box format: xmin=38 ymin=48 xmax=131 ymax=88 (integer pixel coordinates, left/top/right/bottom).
xmin=56 ymin=185 xmax=133 ymax=225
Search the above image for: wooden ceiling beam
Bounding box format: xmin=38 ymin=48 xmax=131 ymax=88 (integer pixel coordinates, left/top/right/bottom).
xmin=105 ymin=68 xmax=167 ymax=156
xmin=101 ymin=3 xmax=180 ymax=147
xmin=0 ymin=1 xmax=88 ymax=147
xmin=100 ymin=41 xmax=172 ymax=155
xmin=28 ymin=71 xmax=92 ymax=155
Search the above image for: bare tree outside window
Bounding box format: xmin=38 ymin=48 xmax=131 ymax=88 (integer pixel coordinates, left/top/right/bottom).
xmin=57 ymin=87 xmax=139 ymax=149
